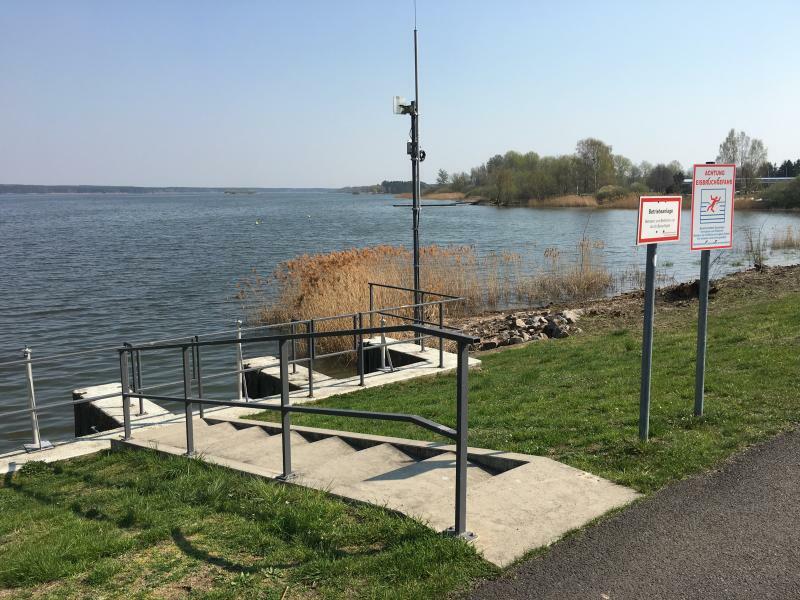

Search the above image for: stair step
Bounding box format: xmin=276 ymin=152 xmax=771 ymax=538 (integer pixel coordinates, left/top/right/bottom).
xmin=304 ymin=443 xmax=416 ymax=487
xmin=336 ymin=452 xmax=494 ymax=518
xmin=201 ymin=425 xmax=271 ymax=456
xmin=242 ymin=431 xmax=310 ymax=472
xmin=291 ymin=437 xmax=357 ymax=473
xmin=134 ymin=418 xmax=212 ymax=447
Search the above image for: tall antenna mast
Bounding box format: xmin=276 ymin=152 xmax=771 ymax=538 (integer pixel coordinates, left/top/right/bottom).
xmin=393 ymin=4 xmax=425 ymax=330
xmin=411 ymin=26 xmax=421 ymax=317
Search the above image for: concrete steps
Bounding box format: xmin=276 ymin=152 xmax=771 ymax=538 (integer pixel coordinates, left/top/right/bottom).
xmin=202 ymin=425 xmax=271 ymax=456
xmin=332 ymin=452 xmax=494 ymax=518
xmin=127 ymin=417 xmax=640 ymax=567
xmin=304 ymin=442 xmax=416 ymax=486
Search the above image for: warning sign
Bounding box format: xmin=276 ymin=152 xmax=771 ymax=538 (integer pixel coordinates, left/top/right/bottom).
xmin=637 ymin=196 xmax=682 ymax=245
xmin=691 ymin=164 xmax=736 ymax=250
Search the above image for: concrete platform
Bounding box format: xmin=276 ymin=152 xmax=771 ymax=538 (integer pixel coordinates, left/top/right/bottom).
xmin=122 ymin=417 xmax=640 ymax=567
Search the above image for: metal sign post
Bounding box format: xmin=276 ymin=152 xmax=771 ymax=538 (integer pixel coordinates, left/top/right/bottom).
xmin=639 ymin=243 xmax=657 ymax=441
xmin=690 ymin=163 xmax=736 ymax=417
xmin=636 ymin=196 xmax=682 ymax=441
xmin=694 ymin=249 xmax=711 ymax=416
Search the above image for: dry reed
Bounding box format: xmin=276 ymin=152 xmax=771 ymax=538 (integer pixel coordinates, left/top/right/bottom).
xmin=771 ymin=226 xmax=800 ymax=250
xmin=237 ymin=242 xmax=613 ymax=356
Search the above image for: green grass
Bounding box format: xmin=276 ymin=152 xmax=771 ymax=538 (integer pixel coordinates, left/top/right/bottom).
xmin=4 ymin=272 xmax=798 ymax=598
xmin=250 ymin=276 xmax=800 ymax=493
xmin=0 ymin=450 xmax=494 ymax=599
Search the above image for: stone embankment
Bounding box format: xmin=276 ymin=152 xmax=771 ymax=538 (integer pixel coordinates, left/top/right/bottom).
xmin=460 ymin=309 xmax=583 ymax=351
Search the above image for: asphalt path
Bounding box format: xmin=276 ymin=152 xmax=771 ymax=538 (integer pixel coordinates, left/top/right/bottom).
xmin=469 ymin=429 xmax=800 ymax=600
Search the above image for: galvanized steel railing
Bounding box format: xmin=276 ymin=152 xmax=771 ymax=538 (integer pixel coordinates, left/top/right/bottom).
xmin=0 ymin=286 xmax=476 ymax=536
xmin=119 ymin=322 xmax=478 ymax=538
xmin=0 ymin=284 xmax=464 ymax=452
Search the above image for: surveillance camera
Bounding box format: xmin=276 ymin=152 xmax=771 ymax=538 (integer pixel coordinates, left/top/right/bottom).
xmin=393 ymin=95 xmax=413 ymax=115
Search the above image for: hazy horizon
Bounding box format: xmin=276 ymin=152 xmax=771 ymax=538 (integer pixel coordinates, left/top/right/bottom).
xmin=2 ymin=1 xmax=799 ymax=188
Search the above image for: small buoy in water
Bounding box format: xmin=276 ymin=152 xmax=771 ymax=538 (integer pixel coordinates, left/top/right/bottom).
xmin=255 ymin=218 xmax=262 ymax=225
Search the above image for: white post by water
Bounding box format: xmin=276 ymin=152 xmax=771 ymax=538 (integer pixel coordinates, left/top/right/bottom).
xmin=236 ymin=320 xmax=244 ymax=401
xmin=22 ymin=347 xmax=50 ymax=452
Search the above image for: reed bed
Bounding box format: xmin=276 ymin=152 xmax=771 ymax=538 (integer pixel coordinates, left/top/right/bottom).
xmin=771 ymin=226 xmax=800 ymax=250
xmin=237 ymin=241 xmax=613 ymax=357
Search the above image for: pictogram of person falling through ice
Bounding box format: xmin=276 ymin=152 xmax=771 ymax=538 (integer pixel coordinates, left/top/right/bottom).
xmin=707 ymin=195 xmax=721 ymax=212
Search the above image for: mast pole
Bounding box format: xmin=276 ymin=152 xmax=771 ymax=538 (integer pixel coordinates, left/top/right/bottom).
xmin=411 ymin=28 xmax=421 ymax=325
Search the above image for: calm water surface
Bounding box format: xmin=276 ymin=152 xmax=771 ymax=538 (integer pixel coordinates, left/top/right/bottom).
xmin=2 ymin=191 xmax=799 ymax=451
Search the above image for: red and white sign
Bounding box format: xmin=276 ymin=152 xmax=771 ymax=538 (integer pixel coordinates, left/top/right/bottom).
xmin=637 ymin=196 xmax=682 ymax=245
xmin=691 ymin=164 xmax=736 ymax=250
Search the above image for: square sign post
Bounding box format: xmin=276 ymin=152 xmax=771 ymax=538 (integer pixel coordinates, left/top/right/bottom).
xmin=636 ymin=196 xmax=682 ymax=441
xmin=691 ymin=163 xmax=736 ymax=417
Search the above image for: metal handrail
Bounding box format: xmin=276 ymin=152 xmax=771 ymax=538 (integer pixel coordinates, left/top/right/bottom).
xmin=117 ymin=322 xmax=477 ymax=537
xmin=121 ymin=324 xmax=469 ymax=352
xmin=2 ymin=283 xmax=463 ymax=462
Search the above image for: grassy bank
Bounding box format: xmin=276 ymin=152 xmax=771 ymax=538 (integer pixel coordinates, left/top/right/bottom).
xmin=0 ymin=450 xmax=492 ymax=599
xmin=3 ymin=267 xmax=798 ymax=599
xmin=248 ymin=266 xmax=800 ymax=493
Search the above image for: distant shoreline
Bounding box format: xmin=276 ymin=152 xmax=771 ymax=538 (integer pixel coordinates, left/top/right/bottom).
xmin=0 ymin=185 xmax=338 ymax=195
xmin=404 ymin=193 xmax=798 ymax=211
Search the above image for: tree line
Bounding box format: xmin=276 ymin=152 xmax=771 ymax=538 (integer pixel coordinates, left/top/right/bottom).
xmin=432 ymin=129 xmax=797 ymax=205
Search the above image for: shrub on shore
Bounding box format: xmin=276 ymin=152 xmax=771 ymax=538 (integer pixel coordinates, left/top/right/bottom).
xmin=762 ymin=176 xmax=800 ymax=209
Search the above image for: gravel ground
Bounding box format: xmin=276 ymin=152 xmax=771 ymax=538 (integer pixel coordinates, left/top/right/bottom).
xmin=469 ymin=429 xmax=800 ymax=600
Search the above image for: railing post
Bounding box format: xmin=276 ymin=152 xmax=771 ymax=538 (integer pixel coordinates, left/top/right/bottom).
xmin=124 ymin=342 xmax=143 ymax=417
xmin=290 ymin=318 xmax=298 ymax=374
xmin=438 ymin=301 xmax=445 ymax=368
xmin=22 ymin=347 xmax=50 ymax=451
xmin=307 ymin=319 xmax=315 ymax=398
xmin=236 ymin=319 xmax=244 ymax=401
xmin=369 ymin=283 xmax=375 ymax=329
xmin=452 ymin=340 xmax=474 ymax=539
xmin=278 ymin=338 xmax=294 ymax=480
xmin=380 ymin=317 xmax=387 ymax=371
xmin=182 ymin=345 xmax=194 ymax=456
xmin=194 ymin=335 xmax=204 ymax=419
xmin=118 ymin=348 xmax=132 ymax=441
xmin=135 ymin=349 xmax=145 ymax=416
xmin=352 ymin=314 xmax=358 ymax=354
xmin=419 ymin=291 xmax=426 ymax=352
xmin=358 ymin=312 xmax=365 ymax=386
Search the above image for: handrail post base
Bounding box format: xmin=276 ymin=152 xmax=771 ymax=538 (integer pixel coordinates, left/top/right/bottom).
xmin=24 ymin=440 xmax=53 ymax=453
xmin=276 ymin=472 xmax=297 ymax=482
xmin=443 ymin=527 xmax=476 ymax=542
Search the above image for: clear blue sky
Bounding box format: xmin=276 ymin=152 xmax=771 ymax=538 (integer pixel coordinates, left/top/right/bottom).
xmin=2 ymin=1 xmax=798 ymax=187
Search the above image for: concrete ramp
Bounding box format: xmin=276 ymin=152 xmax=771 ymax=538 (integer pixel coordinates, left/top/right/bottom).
xmin=123 ymin=418 xmax=639 ymax=567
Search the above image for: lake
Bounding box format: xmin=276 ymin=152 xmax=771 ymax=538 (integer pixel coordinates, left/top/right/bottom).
xmin=1 ymin=190 xmax=799 ymax=452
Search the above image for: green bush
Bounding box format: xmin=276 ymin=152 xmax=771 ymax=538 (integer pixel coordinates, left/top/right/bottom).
xmin=629 ymin=182 xmax=649 ymax=195
xmin=763 ymin=176 xmax=800 ymax=209
xmin=595 ymin=185 xmax=626 ymax=202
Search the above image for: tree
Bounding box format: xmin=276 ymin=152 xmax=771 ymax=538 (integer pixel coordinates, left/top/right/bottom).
xmin=638 ymin=161 xmax=653 ymax=181
xmin=646 ymin=162 xmax=684 ymax=193
xmin=613 ymin=155 xmax=634 ymax=186
xmin=450 ymin=172 xmax=469 ymax=192
xmin=647 ymin=164 xmax=674 ymax=193
xmin=776 ymin=159 xmax=799 ymax=178
xmin=436 ymin=169 xmax=449 ymax=186
xmin=716 ymin=129 xmax=768 ymax=189
xmin=575 ymin=138 xmax=615 ymax=193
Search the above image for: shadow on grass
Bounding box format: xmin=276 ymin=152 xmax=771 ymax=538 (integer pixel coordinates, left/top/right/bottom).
xmin=169 ymin=527 xmax=293 ymax=573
